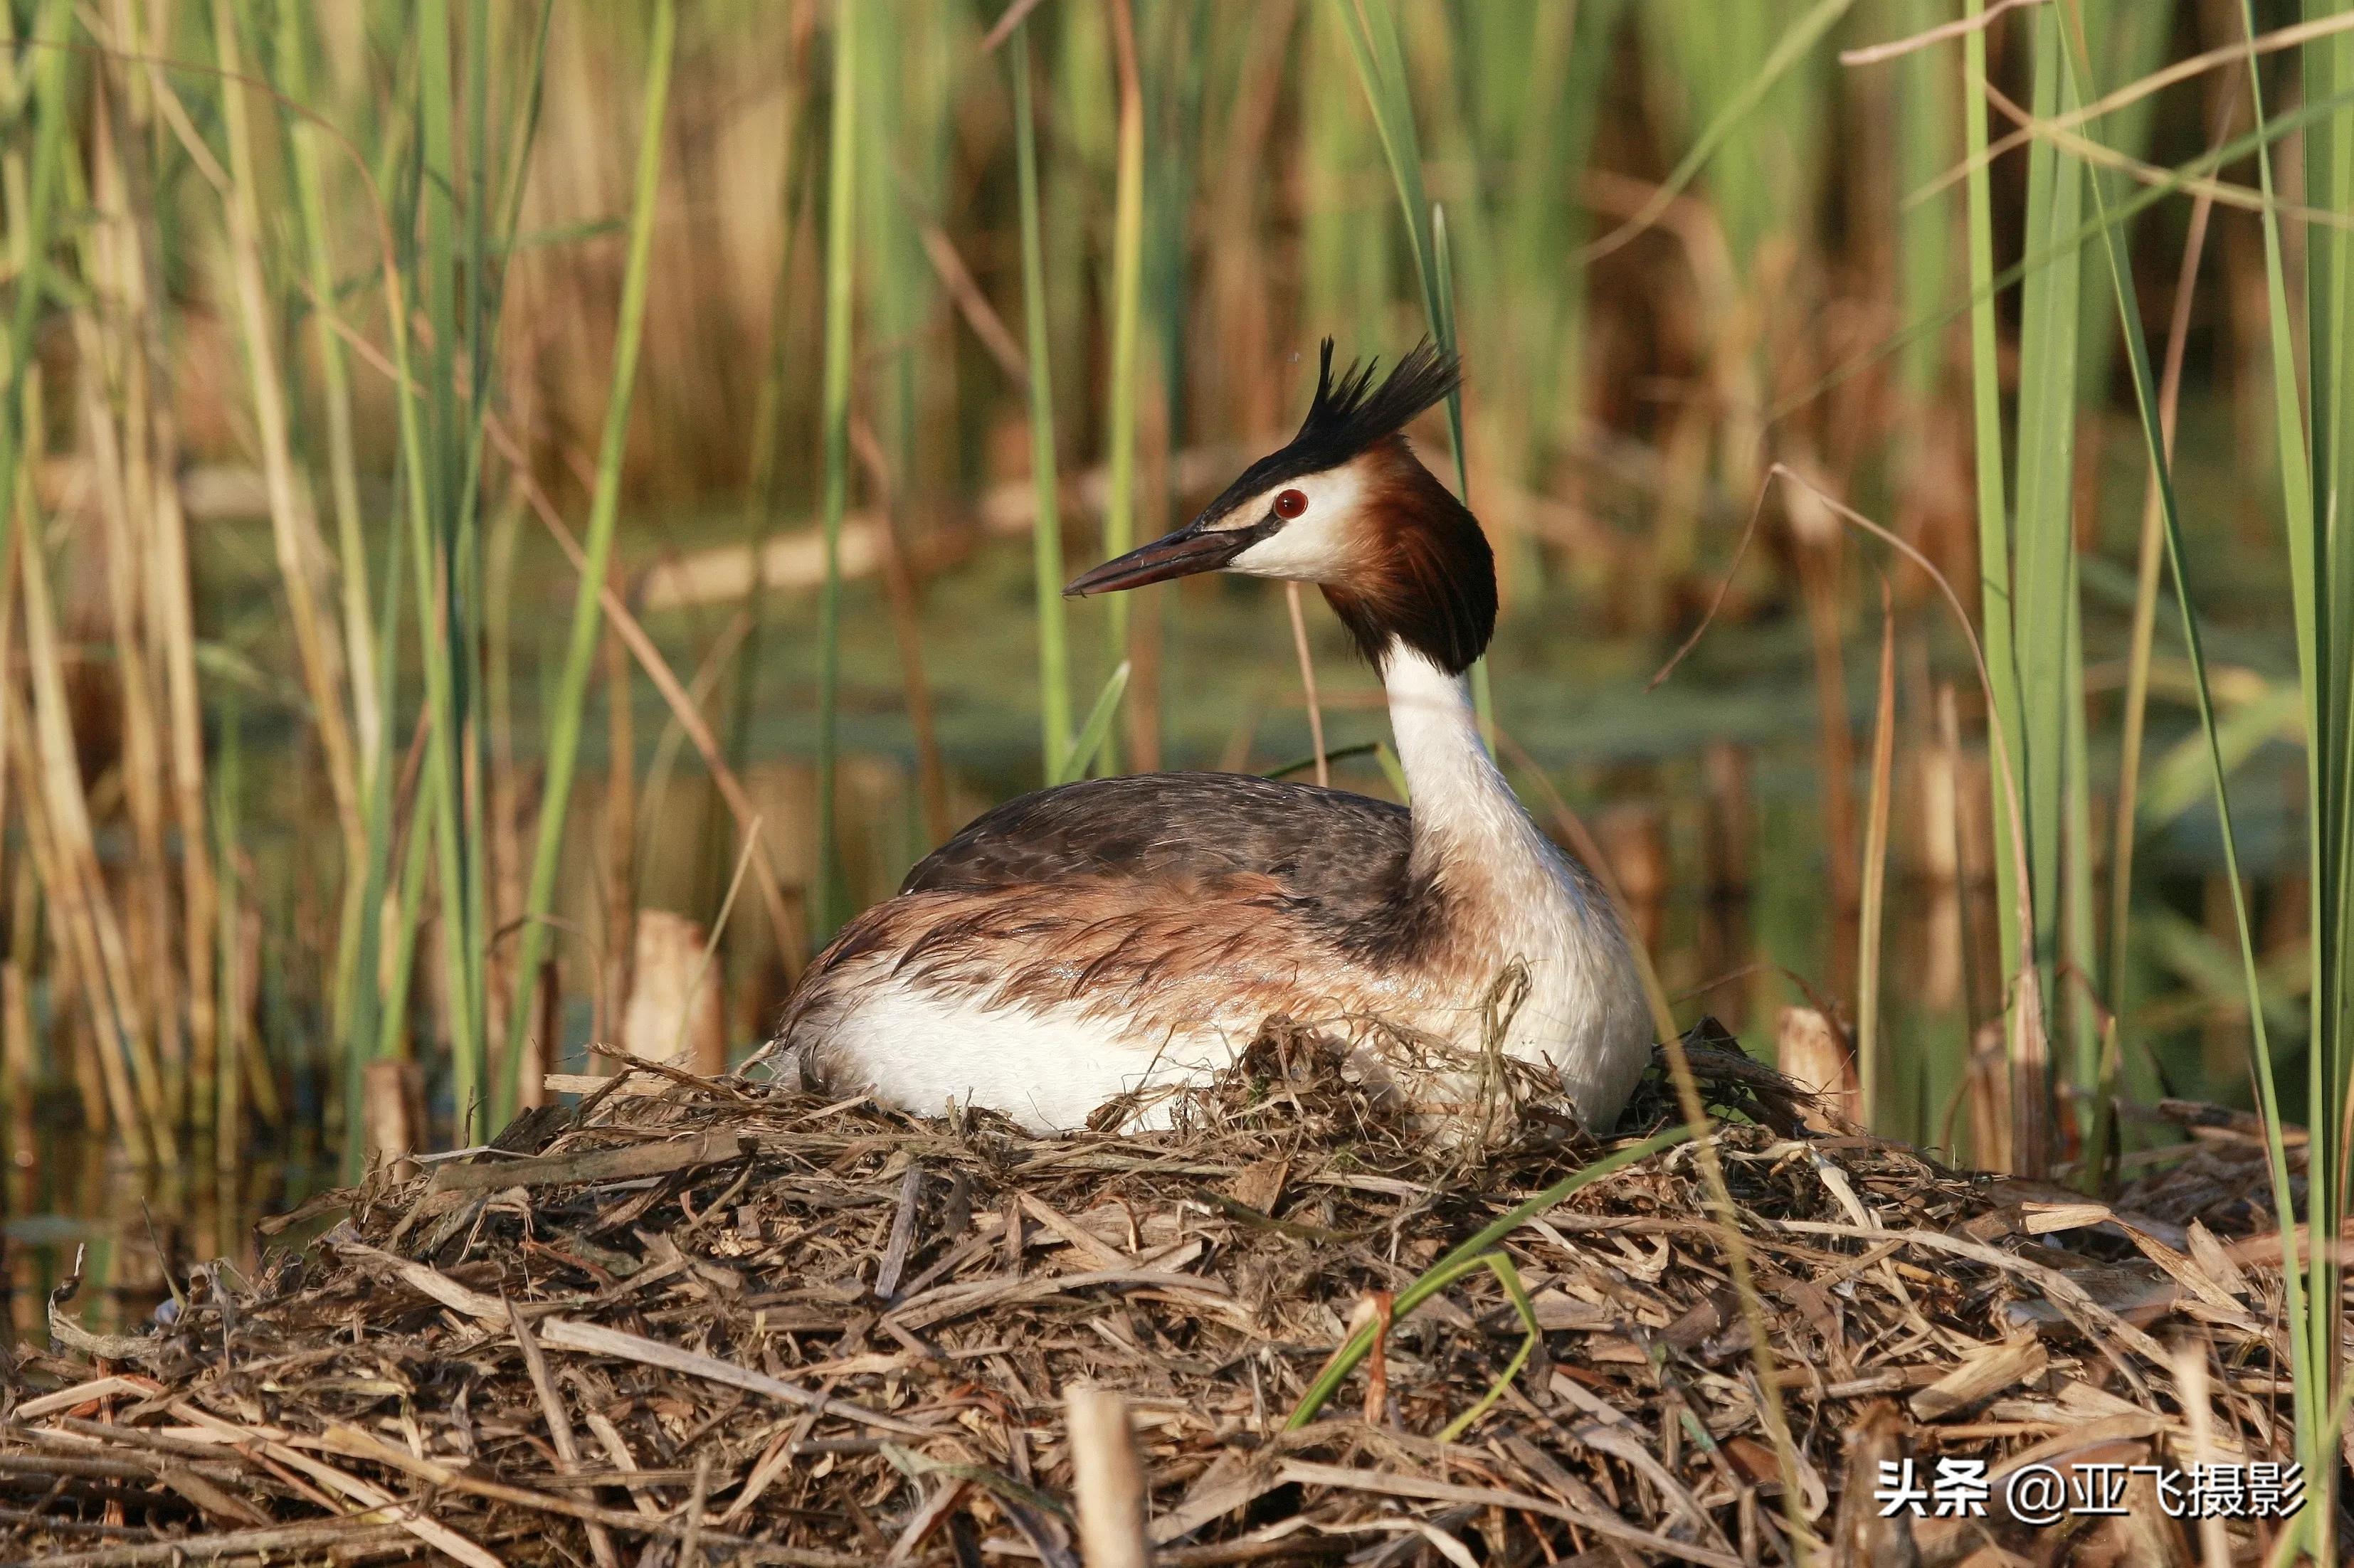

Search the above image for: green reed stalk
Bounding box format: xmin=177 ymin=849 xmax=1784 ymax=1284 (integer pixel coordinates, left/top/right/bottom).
xmin=2293 ymin=5 xmax=2354 ymax=1533
xmin=2107 ymin=106 xmax=2221 ymax=1135
xmin=1100 ymin=0 xmax=1146 ymax=770
xmin=2219 ymin=0 xmax=2343 ymax=1540
xmin=212 ymin=696 xmax=243 ymax=1168
xmin=502 ymin=0 xmax=677 ymax=1117
xmin=0 ymin=2 xmax=75 ymax=1135
xmin=2005 ymin=9 xmax=2083 ymax=1180
xmin=392 ymin=0 xmax=485 ymax=1141
xmin=263 ymin=0 xmax=385 ymax=1155
xmin=378 ymin=780 xmax=440 ymax=1093
xmin=813 ymin=0 xmax=859 ymax=941
xmin=473 ymin=5 xmax=554 ymax=1129
xmin=2059 ymin=11 xmax=2326 ymax=1542
xmin=274 ymin=2 xmax=379 ymax=782
xmin=1960 ymin=0 xmax=2029 ymax=1172
xmin=453 ymin=0 xmax=495 ymax=1135
xmin=344 ymin=519 xmax=408 ymax=1182
xmin=1857 ymin=582 xmax=1896 ymax=1126
xmin=1324 ymin=2 xmax=1488 ymax=732
xmin=1010 ymin=23 xmax=1072 ymax=780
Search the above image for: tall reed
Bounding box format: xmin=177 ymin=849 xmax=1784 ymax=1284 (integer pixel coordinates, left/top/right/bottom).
xmin=1010 ymin=21 xmax=1073 ymax=783
xmin=812 ymin=0 xmax=859 ymax=941
xmin=503 ymin=0 xmax=677 ymax=1121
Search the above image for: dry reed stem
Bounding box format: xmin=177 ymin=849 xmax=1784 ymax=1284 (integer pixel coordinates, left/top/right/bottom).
xmin=601 ymin=626 xmax=638 ymax=1051
xmin=135 ymin=354 xmax=218 ymax=1143
xmin=75 ymin=75 xmax=184 ymax=1121
xmin=209 ymin=0 xmax=364 ymax=877
xmin=848 ymin=415 xmax=952 ymax=844
xmin=1283 ymin=583 xmax=1329 ymax=788
xmin=12 ymin=481 xmax=168 ymax=1160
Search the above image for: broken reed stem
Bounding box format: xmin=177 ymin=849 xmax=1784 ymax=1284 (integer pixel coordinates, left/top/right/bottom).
xmin=1066 ymin=1387 xmax=1149 ymax=1568
xmin=2172 ymin=1338 xmax=2232 ymax=1568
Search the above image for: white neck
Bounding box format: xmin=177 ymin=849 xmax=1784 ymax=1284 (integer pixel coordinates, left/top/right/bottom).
xmin=1377 ymin=643 xmax=1650 ymax=1131
xmin=1381 ymin=643 xmax=1551 ymax=880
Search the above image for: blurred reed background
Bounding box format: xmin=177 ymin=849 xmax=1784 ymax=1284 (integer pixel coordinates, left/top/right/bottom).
xmin=1 ymin=0 xmax=2348 ymax=1535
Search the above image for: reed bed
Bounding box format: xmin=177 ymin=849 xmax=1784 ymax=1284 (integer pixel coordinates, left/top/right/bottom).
xmin=1 ymin=1034 xmax=2324 ymax=1567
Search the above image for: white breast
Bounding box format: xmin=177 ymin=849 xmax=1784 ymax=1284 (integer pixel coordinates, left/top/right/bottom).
xmin=798 ymin=967 xmax=1247 ymax=1132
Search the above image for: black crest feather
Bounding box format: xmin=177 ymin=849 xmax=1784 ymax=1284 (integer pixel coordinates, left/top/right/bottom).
xmin=1193 ymin=339 xmax=1461 ymax=527
xmin=1296 ymin=338 xmax=1460 ymax=467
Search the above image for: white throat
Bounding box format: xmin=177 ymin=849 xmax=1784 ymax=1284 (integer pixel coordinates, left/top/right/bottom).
xmin=1381 ymin=644 xmax=1546 ymax=874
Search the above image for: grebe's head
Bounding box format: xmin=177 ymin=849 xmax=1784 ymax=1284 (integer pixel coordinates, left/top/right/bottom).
xmin=1065 ymin=340 xmax=1495 ymax=675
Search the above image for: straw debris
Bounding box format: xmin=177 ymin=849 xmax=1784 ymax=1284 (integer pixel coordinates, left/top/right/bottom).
xmin=0 ymin=1026 xmax=2321 ymax=1565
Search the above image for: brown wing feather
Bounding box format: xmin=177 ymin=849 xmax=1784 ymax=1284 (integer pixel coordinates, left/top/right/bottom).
xmin=898 ymin=772 xmax=1425 ymax=946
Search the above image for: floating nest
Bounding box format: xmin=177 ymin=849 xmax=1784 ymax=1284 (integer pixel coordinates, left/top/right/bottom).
xmin=0 ymin=1024 xmax=2324 ymax=1566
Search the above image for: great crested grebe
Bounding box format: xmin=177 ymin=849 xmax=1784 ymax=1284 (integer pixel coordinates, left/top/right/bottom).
xmin=769 ymin=341 xmax=1652 ymax=1133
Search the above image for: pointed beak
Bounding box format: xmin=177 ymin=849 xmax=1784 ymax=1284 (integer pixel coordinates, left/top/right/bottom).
xmin=1063 ymin=522 xmax=1256 ymax=597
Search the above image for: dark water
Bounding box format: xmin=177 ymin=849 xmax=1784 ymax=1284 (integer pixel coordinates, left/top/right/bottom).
xmin=4 ymin=1130 xmax=326 ymax=1346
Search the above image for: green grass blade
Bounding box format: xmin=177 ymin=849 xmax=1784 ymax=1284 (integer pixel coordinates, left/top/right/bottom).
xmin=500 ymin=0 xmax=677 ymax=1118
xmin=1054 ymin=662 xmax=1131 ymax=786
xmin=376 ymin=778 xmax=440 ymax=1099
xmin=1286 ymin=1125 xmax=1689 ymax=1428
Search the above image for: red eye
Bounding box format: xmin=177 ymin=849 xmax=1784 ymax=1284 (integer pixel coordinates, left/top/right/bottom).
xmin=1274 ymin=488 xmax=1308 ymax=519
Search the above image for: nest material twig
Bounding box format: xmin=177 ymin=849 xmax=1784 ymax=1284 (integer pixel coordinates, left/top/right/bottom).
xmin=0 ymin=1024 xmax=2324 ymax=1566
